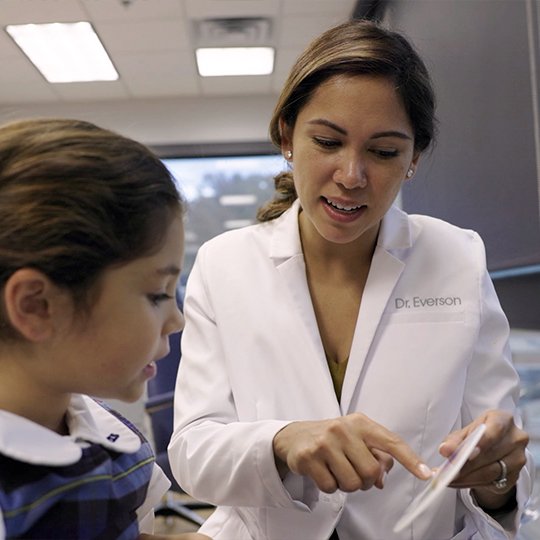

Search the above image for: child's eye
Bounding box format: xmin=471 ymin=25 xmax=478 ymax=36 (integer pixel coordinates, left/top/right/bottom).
xmin=313 ymin=137 xmax=340 ymax=149
xmin=148 ymin=293 xmax=174 ymax=306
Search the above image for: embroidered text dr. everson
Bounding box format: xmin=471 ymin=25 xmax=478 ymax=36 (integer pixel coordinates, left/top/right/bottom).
xmin=395 ymin=296 xmax=462 ymax=309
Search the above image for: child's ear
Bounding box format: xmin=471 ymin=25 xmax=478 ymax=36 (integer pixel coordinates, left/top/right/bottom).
xmin=3 ymin=269 xmax=57 ymax=342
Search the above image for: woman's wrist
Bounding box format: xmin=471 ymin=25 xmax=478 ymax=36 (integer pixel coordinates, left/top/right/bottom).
xmin=472 ymin=485 xmax=517 ymax=515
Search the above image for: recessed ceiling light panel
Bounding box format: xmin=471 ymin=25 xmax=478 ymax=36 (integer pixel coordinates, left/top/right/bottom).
xmin=196 ymin=46 xmax=274 ymax=77
xmin=6 ymin=21 xmax=118 ymax=83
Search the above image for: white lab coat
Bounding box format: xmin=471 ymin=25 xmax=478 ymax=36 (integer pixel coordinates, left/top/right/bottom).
xmin=169 ymin=200 xmax=533 ymax=540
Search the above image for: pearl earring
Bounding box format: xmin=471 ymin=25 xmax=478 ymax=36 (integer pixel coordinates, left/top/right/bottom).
xmin=406 ymin=168 xmax=414 ymax=178
xmin=285 ymin=150 xmax=292 ymax=160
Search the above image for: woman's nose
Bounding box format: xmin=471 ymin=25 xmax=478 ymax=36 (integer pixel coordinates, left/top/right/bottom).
xmin=334 ymin=152 xmax=367 ymax=189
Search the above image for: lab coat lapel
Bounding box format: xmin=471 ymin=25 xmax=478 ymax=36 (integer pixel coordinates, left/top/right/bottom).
xmin=340 ymin=206 xmax=413 ymax=414
xmin=270 ymin=201 xmax=340 ymax=413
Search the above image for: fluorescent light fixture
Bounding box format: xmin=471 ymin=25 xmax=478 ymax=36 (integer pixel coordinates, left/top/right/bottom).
xmin=196 ymin=47 xmax=274 ymax=77
xmin=219 ymin=194 xmax=257 ymax=206
xmin=6 ymin=22 xmax=118 ymax=83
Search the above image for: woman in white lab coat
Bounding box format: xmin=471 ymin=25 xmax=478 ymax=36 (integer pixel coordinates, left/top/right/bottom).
xmin=169 ymin=20 xmax=533 ymax=539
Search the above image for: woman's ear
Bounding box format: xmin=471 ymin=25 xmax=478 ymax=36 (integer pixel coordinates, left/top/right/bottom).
xmin=3 ymin=269 xmax=56 ymax=342
xmin=279 ymin=117 xmax=293 ymax=156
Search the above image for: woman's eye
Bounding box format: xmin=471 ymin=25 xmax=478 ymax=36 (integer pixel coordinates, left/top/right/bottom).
xmin=313 ymin=137 xmax=340 ymax=149
xmin=148 ymin=293 xmax=173 ymax=305
xmin=371 ymin=148 xmax=399 ymax=158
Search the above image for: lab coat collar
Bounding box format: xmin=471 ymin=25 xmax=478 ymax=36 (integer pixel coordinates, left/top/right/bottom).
xmin=0 ymin=394 xmax=141 ymax=466
xmin=269 ymin=199 xmax=303 ymax=260
xmin=377 ymin=205 xmax=413 ymax=251
xmin=269 ymin=200 xmax=413 ymax=260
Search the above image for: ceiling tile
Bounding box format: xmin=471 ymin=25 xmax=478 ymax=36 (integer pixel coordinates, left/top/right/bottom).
xmin=114 ymin=51 xmax=200 ymax=97
xmin=0 ymin=75 xmax=59 ymax=104
xmin=280 ymin=14 xmax=349 ymax=47
xmin=95 ymin=19 xmax=191 ymax=53
xmin=51 ymin=81 xmax=131 ymax=102
xmin=82 ymin=0 xmax=184 ymax=20
xmin=0 ymin=0 xmax=87 ymax=24
xmin=282 ymin=0 xmax=357 ymax=16
xmin=185 ymin=0 xmax=279 ymax=19
xmin=199 ymin=74 xmax=272 ymax=96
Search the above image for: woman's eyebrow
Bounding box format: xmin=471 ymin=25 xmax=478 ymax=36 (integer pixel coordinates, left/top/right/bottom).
xmin=307 ymin=118 xmax=347 ymax=135
xmin=371 ymin=131 xmax=412 ymax=141
xmin=306 ymin=119 xmax=412 ymax=141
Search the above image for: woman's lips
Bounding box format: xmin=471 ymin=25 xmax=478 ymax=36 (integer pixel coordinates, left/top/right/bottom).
xmin=322 ymin=196 xmax=366 ymax=222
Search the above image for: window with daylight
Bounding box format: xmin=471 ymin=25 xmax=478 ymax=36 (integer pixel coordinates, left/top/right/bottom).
xmin=160 ymin=146 xmax=284 ymax=285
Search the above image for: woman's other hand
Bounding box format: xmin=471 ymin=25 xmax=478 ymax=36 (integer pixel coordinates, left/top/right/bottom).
xmin=440 ymin=410 xmax=529 ymax=510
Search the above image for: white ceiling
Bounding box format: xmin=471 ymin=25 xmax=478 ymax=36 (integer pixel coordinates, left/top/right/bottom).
xmin=0 ymin=0 xmax=358 ymax=106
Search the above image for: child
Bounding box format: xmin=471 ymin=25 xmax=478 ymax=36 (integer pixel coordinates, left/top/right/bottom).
xmin=0 ymin=118 xmax=210 ymax=540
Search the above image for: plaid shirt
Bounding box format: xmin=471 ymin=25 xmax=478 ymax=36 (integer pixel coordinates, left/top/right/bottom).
xmin=0 ymin=395 xmax=169 ymax=539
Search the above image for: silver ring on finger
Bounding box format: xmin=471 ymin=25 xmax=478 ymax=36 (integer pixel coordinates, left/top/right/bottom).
xmin=492 ymin=459 xmax=508 ymax=490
